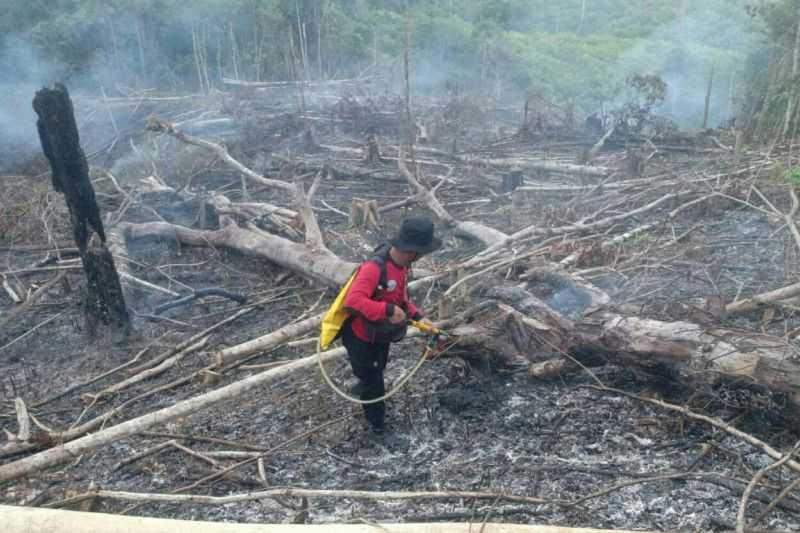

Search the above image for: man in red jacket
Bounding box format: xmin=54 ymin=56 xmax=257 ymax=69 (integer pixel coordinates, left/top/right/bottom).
xmin=343 ymin=217 xmax=441 ymax=433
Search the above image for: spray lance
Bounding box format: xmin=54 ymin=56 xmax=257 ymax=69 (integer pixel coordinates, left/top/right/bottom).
xmin=407 ymin=319 xmax=451 ymax=361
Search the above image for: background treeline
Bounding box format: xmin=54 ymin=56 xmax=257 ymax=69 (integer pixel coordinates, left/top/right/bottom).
xmin=0 ymin=0 xmax=799 ymax=133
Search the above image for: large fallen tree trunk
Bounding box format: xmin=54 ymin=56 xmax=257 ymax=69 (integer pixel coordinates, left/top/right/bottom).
xmin=576 ymin=312 xmax=800 ymax=397
xmin=2 ymin=505 xmax=647 ymax=533
xmin=459 ymin=299 xmax=800 ymax=406
xmin=331 ymin=142 xmax=613 ymax=177
xmin=118 ymin=220 xmax=354 ymax=289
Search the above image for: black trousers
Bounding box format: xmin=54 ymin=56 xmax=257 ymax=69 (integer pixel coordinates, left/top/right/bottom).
xmin=342 ymin=324 xmax=390 ymax=430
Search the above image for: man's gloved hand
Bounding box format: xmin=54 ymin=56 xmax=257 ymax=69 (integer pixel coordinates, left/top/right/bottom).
xmin=389 ymin=305 xmax=407 ymax=324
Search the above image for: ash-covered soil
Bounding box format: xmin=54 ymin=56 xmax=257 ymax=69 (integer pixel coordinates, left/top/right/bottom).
xmin=5 ymin=337 xmax=800 ymax=531
xmin=3 ymin=98 xmax=800 ymax=532
xmin=2 ymin=230 xmax=799 ymax=531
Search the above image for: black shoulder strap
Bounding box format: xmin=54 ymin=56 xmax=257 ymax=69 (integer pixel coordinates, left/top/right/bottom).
xmin=367 ymin=243 xmax=391 ymax=294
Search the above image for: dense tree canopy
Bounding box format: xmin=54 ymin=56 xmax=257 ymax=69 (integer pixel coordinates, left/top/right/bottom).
xmin=0 ymin=0 xmax=796 ymax=130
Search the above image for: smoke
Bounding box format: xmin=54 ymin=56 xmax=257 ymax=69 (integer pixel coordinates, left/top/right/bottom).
xmin=608 ymin=5 xmax=755 ymax=128
xmin=405 ymin=2 xmax=755 ymax=128
xmin=0 ymin=36 xmax=62 ymax=168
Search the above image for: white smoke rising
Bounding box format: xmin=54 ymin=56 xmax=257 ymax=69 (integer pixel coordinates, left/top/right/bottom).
xmin=0 ymin=36 xmax=61 ymax=166
xmin=609 ymin=6 xmax=755 ymax=128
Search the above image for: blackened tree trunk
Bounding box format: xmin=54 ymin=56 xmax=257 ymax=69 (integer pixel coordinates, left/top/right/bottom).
xmin=33 ymin=84 xmax=130 ymax=336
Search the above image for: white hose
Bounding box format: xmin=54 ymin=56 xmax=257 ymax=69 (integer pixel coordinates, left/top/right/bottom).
xmin=316 ymin=332 xmax=430 ymax=405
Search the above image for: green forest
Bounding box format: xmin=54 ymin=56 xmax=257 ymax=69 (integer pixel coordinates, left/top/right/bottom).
xmin=3 ymin=0 xmax=799 ymax=132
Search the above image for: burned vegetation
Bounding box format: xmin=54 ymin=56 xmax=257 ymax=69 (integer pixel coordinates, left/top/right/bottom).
xmin=2 ymin=72 xmax=800 ymax=533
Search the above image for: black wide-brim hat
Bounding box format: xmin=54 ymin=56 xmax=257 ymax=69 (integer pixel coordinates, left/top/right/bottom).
xmin=390 ymin=216 xmax=442 ymax=255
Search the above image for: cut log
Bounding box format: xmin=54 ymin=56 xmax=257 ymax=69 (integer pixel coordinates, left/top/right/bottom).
xmin=119 ymin=220 xmax=354 ymax=289
xmin=472 ymin=156 xmax=611 ymax=177
xmin=453 ymin=297 xmax=800 ymax=407
xmin=33 ymin=84 xmax=129 ymax=335
xmin=575 ymin=312 xmax=800 ymax=400
xmin=2 ymin=505 xmax=648 ymax=533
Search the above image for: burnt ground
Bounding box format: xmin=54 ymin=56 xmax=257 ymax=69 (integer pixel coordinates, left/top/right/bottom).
xmin=2 ymin=92 xmax=800 ymax=532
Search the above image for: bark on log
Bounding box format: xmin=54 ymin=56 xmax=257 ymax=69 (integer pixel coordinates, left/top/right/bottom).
xmin=575 ymin=312 xmax=800 ymax=400
xmin=33 ymin=84 xmax=129 ymax=335
xmin=455 ymin=299 xmax=800 ymax=405
xmin=214 ymin=313 xmax=324 ymax=367
xmin=473 ymin=157 xmax=611 ymax=177
xmin=2 ymin=505 xmax=647 ymax=533
xmin=119 ymin=220 xmax=354 ymax=289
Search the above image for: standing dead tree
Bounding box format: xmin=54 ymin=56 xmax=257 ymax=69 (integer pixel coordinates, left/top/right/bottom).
xmin=33 ymin=84 xmax=129 ymax=336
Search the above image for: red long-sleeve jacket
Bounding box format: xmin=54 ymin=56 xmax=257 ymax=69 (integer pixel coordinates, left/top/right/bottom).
xmin=344 ymin=257 xmax=421 ymax=343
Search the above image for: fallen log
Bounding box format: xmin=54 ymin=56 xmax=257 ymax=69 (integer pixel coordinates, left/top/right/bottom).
xmin=576 ymin=312 xmax=800 ymax=400
xmin=214 ymin=312 xmax=324 ymax=367
xmin=59 ymin=486 xmax=555 ymax=507
xmin=223 ymin=76 xmax=372 ymax=88
xmin=119 ymin=220 xmax=354 ymax=289
xmin=472 ymin=156 xmax=611 ymax=177
xmin=457 ymin=298 xmax=800 ymax=407
xmin=475 ymin=190 xmax=691 ymax=262
xmin=2 ymin=505 xmax=648 ymax=533
xmin=333 ymin=142 xmax=612 ymax=178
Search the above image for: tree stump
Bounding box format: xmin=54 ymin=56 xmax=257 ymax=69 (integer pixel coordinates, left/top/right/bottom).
xmin=502 ymin=170 xmax=524 ymax=193
xmin=33 ymin=84 xmax=130 ymax=336
xmin=363 ymin=132 xmax=384 ymax=164
xmin=625 ymin=148 xmax=645 ymax=177
xmin=349 ymin=199 xmax=380 ymax=231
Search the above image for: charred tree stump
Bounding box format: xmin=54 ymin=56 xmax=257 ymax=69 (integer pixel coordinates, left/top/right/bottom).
xmin=625 ymin=148 xmax=646 ymax=177
xmin=33 ymin=84 xmax=130 ymax=336
xmin=502 ymin=170 xmax=524 ymax=193
xmin=364 ymin=132 xmax=385 ymax=164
